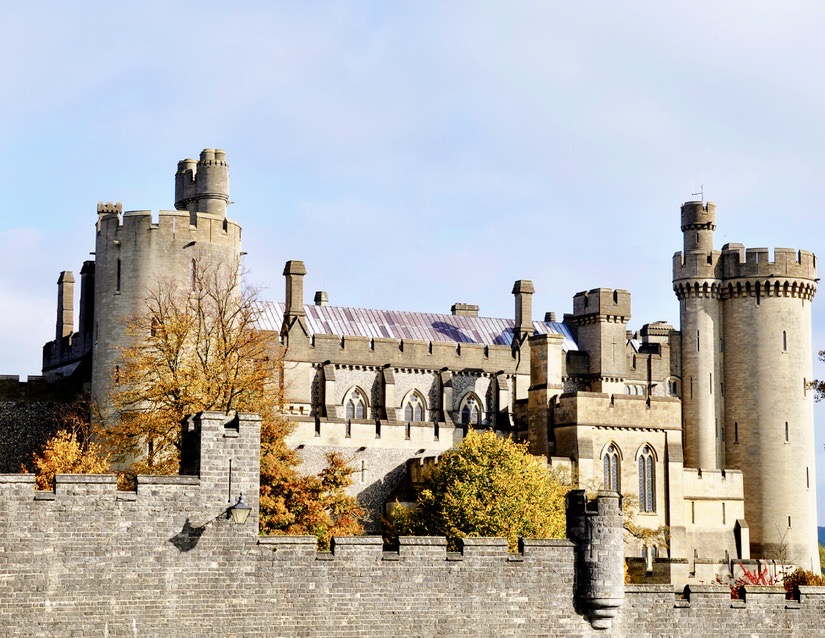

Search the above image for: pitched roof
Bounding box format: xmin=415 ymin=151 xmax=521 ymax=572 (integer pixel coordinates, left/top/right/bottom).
xmin=257 ymin=302 xmax=578 ymax=351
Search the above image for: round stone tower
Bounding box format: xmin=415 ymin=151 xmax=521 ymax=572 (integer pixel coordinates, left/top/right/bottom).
xmin=91 ymin=149 xmax=242 ymax=417
xmin=720 ymin=243 xmax=818 ymax=570
xmin=674 ymin=200 xmax=819 ymax=572
xmin=673 ymin=201 xmax=725 ymax=470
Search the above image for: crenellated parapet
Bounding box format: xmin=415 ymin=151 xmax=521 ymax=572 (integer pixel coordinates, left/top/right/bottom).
xmin=570 ymin=288 xmax=631 ymax=325
xmin=721 ymin=245 xmax=816 ymax=280
xmin=299 ymin=333 xmax=518 ymax=373
xmin=551 ymin=392 xmax=681 ymax=430
xmin=95 ymin=208 xmax=241 ymax=242
xmin=716 ymin=245 xmax=817 ymax=301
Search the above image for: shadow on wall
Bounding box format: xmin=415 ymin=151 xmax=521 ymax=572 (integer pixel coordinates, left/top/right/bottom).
xmin=168 ymin=518 xmax=208 ymax=553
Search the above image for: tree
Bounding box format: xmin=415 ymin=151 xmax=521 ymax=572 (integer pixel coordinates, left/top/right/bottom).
xmin=388 ymin=429 xmax=569 ymax=551
xmin=107 ymin=254 xmax=276 ymax=475
xmin=811 ymin=350 xmax=825 ymax=402
xmin=105 ymin=254 xmax=363 ymax=545
xmin=25 ymin=402 xmax=110 ymax=490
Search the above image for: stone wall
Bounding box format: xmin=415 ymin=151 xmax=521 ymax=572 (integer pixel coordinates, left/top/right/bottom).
xmin=0 ymin=410 xmax=822 ymax=637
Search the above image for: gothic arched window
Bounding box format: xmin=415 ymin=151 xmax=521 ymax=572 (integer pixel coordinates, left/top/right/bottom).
xmin=603 ymin=444 xmax=620 ymax=492
xmin=344 ymin=388 xmax=367 ymax=422
xmin=459 ymin=394 xmax=481 ymax=426
xmin=638 ymin=446 xmax=655 ymax=512
xmin=403 ymin=391 xmax=425 ymax=423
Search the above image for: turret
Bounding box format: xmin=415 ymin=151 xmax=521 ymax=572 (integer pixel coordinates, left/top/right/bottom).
xmin=174 ymin=148 xmax=230 ymax=221
xmin=681 ymin=200 xmax=716 ymax=253
xmin=674 ymin=200 xmax=724 ymax=471
xmin=567 ymin=288 xmax=630 ymax=394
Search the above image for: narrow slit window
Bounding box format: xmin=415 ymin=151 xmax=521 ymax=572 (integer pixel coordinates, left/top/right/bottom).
xmin=734 ymin=422 xmax=739 ymax=444
xmin=785 ymin=421 xmax=789 ymax=443
xmin=696 ymin=330 xmax=700 ymax=352
xmin=783 ymin=330 xmax=787 ymax=352
xmin=116 ymin=258 xmax=122 ymax=292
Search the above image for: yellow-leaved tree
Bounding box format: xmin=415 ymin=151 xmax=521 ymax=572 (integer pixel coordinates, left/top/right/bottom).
xmin=25 ymin=402 xmax=110 ymax=490
xmin=388 ymin=429 xmax=569 ymax=551
xmin=105 ymin=254 xmax=363 ymax=547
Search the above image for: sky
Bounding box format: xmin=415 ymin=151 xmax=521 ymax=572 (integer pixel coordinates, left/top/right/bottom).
xmin=2 ymin=2 xmax=825 ymax=521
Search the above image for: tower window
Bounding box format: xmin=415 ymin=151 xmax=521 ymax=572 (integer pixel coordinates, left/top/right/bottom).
xmin=722 ymin=502 xmax=726 ymax=525
xmin=697 ymin=330 xmax=700 ymax=351
xmin=709 ymin=372 xmax=713 ymax=394
xmin=783 ymin=330 xmax=787 ymax=352
xmin=603 ymin=444 xmax=620 ymax=492
xmin=116 ymin=258 xmax=122 ymax=292
xmin=734 ymin=422 xmax=739 ymax=444
xmin=785 ymin=421 xmax=789 ymax=443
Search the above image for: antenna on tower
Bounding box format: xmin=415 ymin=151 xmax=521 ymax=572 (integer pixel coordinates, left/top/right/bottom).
xmin=691 ymin=171 xmax=705 ymax=202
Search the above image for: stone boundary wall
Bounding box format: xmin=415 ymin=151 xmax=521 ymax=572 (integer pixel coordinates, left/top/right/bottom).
xmin=0 ymin=411 xmax=822 ymax=637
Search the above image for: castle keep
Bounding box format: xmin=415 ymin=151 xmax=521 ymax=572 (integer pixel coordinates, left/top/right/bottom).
xmin=39 ymin=149 xmax=820 ymax=580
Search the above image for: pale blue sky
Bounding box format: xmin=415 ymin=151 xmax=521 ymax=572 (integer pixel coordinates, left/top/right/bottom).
xmin=2 ymin=2 xmax=825 ymax=521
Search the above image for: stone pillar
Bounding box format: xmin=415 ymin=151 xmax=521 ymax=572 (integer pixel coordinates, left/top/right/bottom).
xmin=566 ymin=490 xmax=625 ymax=630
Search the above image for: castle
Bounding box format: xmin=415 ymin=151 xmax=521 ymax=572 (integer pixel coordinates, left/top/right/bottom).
xmin=39 ymin=149 xmax=820 ymax=581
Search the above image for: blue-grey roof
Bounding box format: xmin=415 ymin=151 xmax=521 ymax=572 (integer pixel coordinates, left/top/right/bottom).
xmin=257 ymin=302 xmax=578 ymax=351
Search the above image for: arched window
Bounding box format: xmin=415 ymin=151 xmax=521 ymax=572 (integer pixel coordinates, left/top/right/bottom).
xmin=603 ymin=444 xmax=620 ymax=492
xmin=459 ymin=394 xmax=481 ymax=426
xmin=403 ymin=391 xmax=425 ymax=423
xmin=344 ymin=388 xmax=367 ymax=422
xmin=638 ymin=446 xmax=655 ymax=513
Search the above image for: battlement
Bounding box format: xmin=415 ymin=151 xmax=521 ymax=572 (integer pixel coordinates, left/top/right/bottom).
xmin=682 ymin=467 xmax=744 ymax=500
xmin=551 ymin=392 xmax=681 ymax=430
xmin=571 ymin=288 xmax=631 ymax=322
xmin=96 ymin=201 xmax=122 ymax=215
xmin=299 ymin=333 xmax=518 ymax=372
xmin=0 ymin=374 xmax=83 ymax=401
xmin=96 ymin=208 xmax=241 ymax=240
xmin=720 ymin=244 xmax=817 ymax=282
xmin=672 ymin=250 xmax=721 ymax=284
